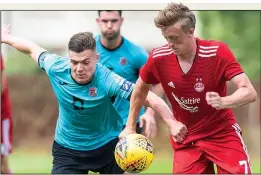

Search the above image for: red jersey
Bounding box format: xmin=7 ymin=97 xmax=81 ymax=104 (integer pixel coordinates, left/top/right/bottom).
xmin=1 ymin=56 xmax=13 ymax=145
xmin=140 ymin=38 xmax=244 ymax=149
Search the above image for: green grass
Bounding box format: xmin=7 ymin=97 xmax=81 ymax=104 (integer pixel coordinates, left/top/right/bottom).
xmin=9 ymin=150 xmax=260 ymax=173
xmin=9 ymin=150 xmax=52 ymax=173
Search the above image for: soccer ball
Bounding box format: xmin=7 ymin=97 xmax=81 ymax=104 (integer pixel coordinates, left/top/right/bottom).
xmin=114 ymin=134 xmax=155 ymax=173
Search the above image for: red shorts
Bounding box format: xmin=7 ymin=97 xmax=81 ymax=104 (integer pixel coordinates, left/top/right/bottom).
xmin=173 ymin=123 xmax=252 ymax=174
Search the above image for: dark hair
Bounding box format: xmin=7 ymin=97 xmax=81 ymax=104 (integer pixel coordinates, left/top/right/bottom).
xmin=68 ymin=32 xmax=96 ymax=53
xmin=154 ymin=3 xmax=196 ymax=32
xmin=98 ymin=10 xmax=122 ymax=16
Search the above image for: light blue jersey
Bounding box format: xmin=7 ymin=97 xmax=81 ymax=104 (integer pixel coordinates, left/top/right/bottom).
xmin=96 ymin=35 xmax=148 ymax=125
xmin=38 ymin=52 xmax=134 ymax=151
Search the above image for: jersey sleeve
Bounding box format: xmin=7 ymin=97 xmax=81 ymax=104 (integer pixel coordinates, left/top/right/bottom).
xmin=38 ymin=51 xmax=61 ymax=75
xmin=139 ymin=52 xmax=160 ymax=84
xmin=218 ymin=43 xmax=244 ymax=80
xmin=103 ymin=66 xmax=134 ymax=100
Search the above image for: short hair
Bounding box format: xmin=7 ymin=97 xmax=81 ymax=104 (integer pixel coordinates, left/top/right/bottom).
xmin=68 ymin=32 xmax=96 ymax=53
xmin=98 ymin=10 xmax=122 ymax=16
xmin=154 ymin=3 xmax=196 ymax=32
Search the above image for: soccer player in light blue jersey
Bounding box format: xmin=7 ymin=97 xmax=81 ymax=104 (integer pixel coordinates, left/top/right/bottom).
xmin=1 ymin=24 xmax=174 ymax=174
xmin=96 ymin=10 xmax=165 ymax=138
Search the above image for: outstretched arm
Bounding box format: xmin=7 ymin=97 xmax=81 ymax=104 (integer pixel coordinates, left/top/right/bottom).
xmin=1 ymin=24 xmax=46 ymax=63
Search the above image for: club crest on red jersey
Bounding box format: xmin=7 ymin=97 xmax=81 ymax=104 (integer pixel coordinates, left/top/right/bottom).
xmin=194 ymin=78 xmax=205 ymax=92
xmin=89 ymin=87 xmax=97 ymax=97
xmin=119 ymin=57 xmax=127 ymax=65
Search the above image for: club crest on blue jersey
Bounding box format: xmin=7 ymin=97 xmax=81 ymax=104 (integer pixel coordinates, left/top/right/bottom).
xmin=120 ymin=80 xmax=132 ymax=92
xmin=89 ymin=87 xmax=97 ymax=97
xmin=119 ymin=57 xmax=127 ymax=65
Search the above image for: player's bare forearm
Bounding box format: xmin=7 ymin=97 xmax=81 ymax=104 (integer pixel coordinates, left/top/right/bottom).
xmin=145 ymin=90 xmax=177 ymax=128
xmin=136 ymin=79 xmax=176 ymax=128
xmin=223 ymin=73 xmax=257 ymax=108
xmin=2 ymin=35 xmax=46 ymax=63
xmin=222 ymin=86 xmax=257 ymax=108
xmin=152 ymin=83 xmax=165 ymax=97
xmin=144 ymin=83 xmax=165 ymax=116
xmin=126 ymin=78 xmax=150 ymax=129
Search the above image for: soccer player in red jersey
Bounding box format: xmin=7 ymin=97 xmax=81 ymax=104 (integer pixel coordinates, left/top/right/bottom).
xmin=1 ymin=56 xmax=13 ymax=174
xmin=120 ymin=3 xmax=257 ymax=174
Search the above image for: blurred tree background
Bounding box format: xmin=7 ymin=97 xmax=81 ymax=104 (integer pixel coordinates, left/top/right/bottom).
xmin=198 ymin=11 xmax=260 ymax=81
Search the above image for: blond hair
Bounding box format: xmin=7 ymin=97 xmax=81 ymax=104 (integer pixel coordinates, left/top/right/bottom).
xmin=154 ymin=3 xmax=196 ymax=31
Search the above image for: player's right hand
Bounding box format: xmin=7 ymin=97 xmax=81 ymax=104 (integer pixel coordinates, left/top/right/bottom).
xmin=119 ymin=126 xmax=136 ymax=139
xmin=169 ymin=120 xmax=188 ymax=143
xmin=1 ymin=24 xmax=11 ymax=43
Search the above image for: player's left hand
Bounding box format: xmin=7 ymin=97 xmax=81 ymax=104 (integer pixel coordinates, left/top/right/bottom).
xmin=206 ymin=91 xmax=225 ymax=110
xmin=139 ymin=113 xmax=157 ymax=139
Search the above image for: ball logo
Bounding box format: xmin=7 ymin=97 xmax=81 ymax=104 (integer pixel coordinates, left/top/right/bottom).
xmin=89 ymin=87 xmax=97 ymax=97
xmin=194 ymin=78 xmax=205 ymax=92
xmin=120 ymin=57 xmax=127 ymax=65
